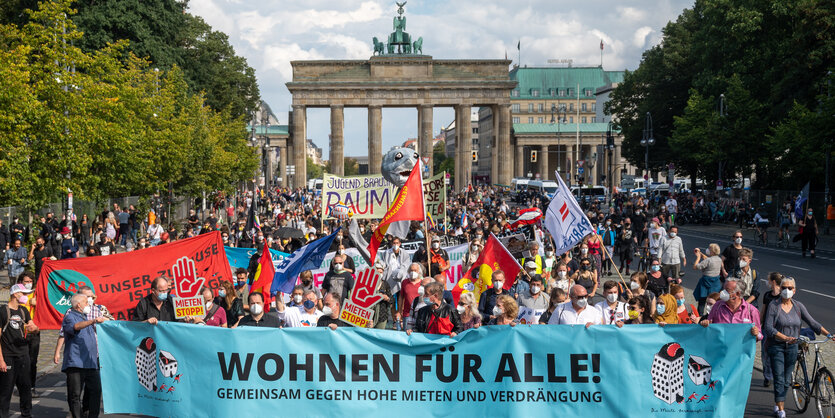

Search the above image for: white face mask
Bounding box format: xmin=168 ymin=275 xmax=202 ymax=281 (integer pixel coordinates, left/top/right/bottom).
xmin=494 ymin=281 xmax=503 ymax=290
xmin=205 ymin=301 xmax=213 ymax=310
xmin=734 ymin=238 xmax=743 ymax=244
xmin=410 ymin=271 xmax=420 ymax=280
xmin=24 ymin=283 xmax=33 ymax=290
xmin=606 ymin=293 xmax=618 ymax=304
xmin=293 ymin=295 xmax=303 ymax=304
xmin=456 ymin=305 xmax=466 ymax=315
xmin=781 ymin=288 xmax=794 ymax=299
xmin=739 ymin=260 xmax=748 ymax=268
xmin=581 ymin=248 xmax=588 ymax=255
xmin=669 ymin=232 xmax=676 ymax=238
xmin=87 ymin=297 xmax=94 ymax=307
xmin=393 ymin=244 xmax=399 ymax=251
xmin=432 ymin=242 xmax=440 ymax=250
xmin=333 ymin=263 xmax=343 ymax=271
xmin=719 ymin=290 xmax=730 ymax=302
xmin=704 ymin=304 xmax=713 ymax=314
xmin=546 ymin=251 xmax=553 ymax=257
xmin=558 ymin=271 xmax=567 ymax=279
xmin=82 ymin=305 xmax=91 ymax=315
xmin=337 ymin=249 xmax=344 ymax=255
xmin=250 ymin=303 xmax=264 ymax=315
xmin=575 ymin=297 xmax=588 ymax=309
xmin=630 ymin=281 xmax=640 ymax=290
xmin=417 ymin=286 xmax=425 ymax=296
xmin=531 ymin=286 xmax=541 ymax=294
xmin=322 ymin=306 xmax=333 ymax=316
xmin=492 ymin=305 xmax=503 ymax=316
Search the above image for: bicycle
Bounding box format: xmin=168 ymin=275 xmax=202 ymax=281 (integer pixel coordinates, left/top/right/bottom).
xmin=756 ymin=222 xmax=770 ymax=246
xmin=790 ymin=336 xmax=834 ymax=417
xmin=777 ymin=225 xmax=791 ymax=249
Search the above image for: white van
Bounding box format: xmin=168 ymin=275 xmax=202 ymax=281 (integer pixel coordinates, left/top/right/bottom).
xmin=527 ymin=180 xmax=559 ymax=195
xmin=571 ymin=185 xmax=607 ymax=203
xmin=511 ymin=178 xmax=530 ymax=193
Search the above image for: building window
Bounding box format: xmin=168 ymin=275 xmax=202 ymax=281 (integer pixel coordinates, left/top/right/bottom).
xmin=538 ymin=103 xmax=544 ymax=112
xmin=528 ymin=103 xmax=534 ymax=112
xmin=582 ymin=103 xmax=587 ymax=111
xmin=549 ymin=89 xmax=556 ymax=97
xmin=569 ymin=116 xmax=574 ymax=123
xmin=512 ymin=103 xmax=520 ymax=112
xmin=582 ymin=117 xmax=587 ymax=123
xmin=538 ymin=117 xmax=544 ymax=123
xmin=591 ymin=116 xmax=597 ymax=123
xmin=585 ymin=89 xmax=593 ymax=96
xmin=559 ymin=89 xmax=565 ymax=97
xmin=569 ymin=103 xmax=574 ymax=111
xmin=512 ymin=117 xmax=520 ymax=123
xmin=512 ymin=90 xmax=520 ymax=97
xmin=528 ymin=117 xmax=534 ymax=123
xmin=531 ymin=89 xmax=540 ymax=97
xmin=473 ymin=128 xmax=478 ymax=134
xmin=592 ymin=103 xmax=597 ymax=112
xmin=567 ymin=88 xmax=573 ymax=97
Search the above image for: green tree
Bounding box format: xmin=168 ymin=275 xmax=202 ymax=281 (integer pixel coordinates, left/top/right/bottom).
xmin=307 ymin=157 xmax=323 ymax=180
xmin=344 ymin=157 xmax=360 ymax=176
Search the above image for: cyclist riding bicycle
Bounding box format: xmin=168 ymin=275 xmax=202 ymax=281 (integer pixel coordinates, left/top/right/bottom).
xmin=777 ymin=205 xmax=791 ymax=241
xmin=754 ymin=205 xmax=770 ymax=244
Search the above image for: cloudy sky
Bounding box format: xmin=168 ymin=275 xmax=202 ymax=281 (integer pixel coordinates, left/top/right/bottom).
xmin=188 ymin=0 xmax=693 ymax=158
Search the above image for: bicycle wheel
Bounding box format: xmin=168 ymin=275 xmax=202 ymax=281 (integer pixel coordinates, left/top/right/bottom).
xmin=815 ymin=368 xmax=834 ymax=418
xmin=793 ymin=355 xmax=811 ymax=413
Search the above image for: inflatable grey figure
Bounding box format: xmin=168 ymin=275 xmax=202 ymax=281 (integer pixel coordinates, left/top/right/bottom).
xmin=381 ymin=147 xmax=419 ymax=187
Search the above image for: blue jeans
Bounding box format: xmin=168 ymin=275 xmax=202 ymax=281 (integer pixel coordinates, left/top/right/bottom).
xmin=767 ymin=342 xmax=798 ymax=402
xmin=762 ymin=339 xmax=773 ymax=381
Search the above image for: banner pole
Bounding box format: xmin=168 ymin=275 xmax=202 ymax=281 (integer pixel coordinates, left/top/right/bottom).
xmin=422 ymin=162 xmax=432 ymax=276
xmin=599 ymin=236 xmax=629 ymax=292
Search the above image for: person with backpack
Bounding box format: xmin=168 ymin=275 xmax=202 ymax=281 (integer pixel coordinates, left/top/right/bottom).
xmin=732 ymin=247 xmax=761 ymax=308
xmin=407 ymin=283 xmax=462 ymax=336
xmin=0 ymin=284 xmax=39 ymax=417
xmin=59 ymin=227 xmax=79 ymax=260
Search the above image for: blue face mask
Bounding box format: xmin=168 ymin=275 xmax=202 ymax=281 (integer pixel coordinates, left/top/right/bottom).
xmin=423 ymin=297 xmax=432 ymax=306
xmin=157 ymin=292 xmax=168 ymax=301
xmin=656 ymin=303 xmax=666 ymax=314
xmin=303 ymin=300 xmax=315 ymax=310
xmin=651 ymin=265 xmax=660 ymax=272
xmin=218 ymin=290 xmax=226 ymax=298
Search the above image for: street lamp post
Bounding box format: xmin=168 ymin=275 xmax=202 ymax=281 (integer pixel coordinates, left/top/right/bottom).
xmin=606 ymin=121 xmax=616 ymax=201
xmin=718 ymin=94 xmax=726 ymax=190
xmin=640 ymin=112 xmax=655 ymax=198
xmin=550 ymin=104 xmax=567 ymax=182
xmin=262 ymin=109 xmax=271 ymax=189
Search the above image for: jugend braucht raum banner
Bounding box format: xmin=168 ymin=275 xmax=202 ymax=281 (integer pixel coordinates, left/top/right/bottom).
xmin=99 ymin=322 xmax=755 ymax=417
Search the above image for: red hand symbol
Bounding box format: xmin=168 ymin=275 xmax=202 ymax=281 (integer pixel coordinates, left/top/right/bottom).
xmin=350 ymin=269 xmax=383 ymax=309
xmin=172 ymin=257 xmax=204 ymax=298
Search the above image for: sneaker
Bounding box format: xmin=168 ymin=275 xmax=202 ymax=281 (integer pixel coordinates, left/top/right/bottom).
xmin=777 ymin=409 xmax=786 ymax=418
xmin=773 ymin=405 xmax=779 ymax=415
xmin=763 ymin=379 xmax=770 ymax=387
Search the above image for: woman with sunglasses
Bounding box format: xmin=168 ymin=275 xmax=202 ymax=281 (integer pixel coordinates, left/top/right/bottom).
xmin=763 ymin=277 xmax=835 ymax=418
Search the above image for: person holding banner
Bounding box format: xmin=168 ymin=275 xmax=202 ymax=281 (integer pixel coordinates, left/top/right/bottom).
xmin=237 ymin=292 xmax=281 ymax=328
xmin=192 ymin=287 xmax=227 ymax=327
xmin=407 ymin=283 xmax=462 ymax=336
xmin=547 ymin=284 xmax=603 ymax=327
xmin=134 ymin=277 xmax=176 ymax=324
xmin=538 ymin=288 xmax=568 ymax=325
xmin=477 ymin=270 xmax=508 ymax=323
xmin=456 ymin=293 xmax=482 ymax=330
xmin=0 ymin=284 xmax=38 ymax=418
xmin=396 ymin=263 xmax=424 ymax=330
xmin=487 ymin=295 xmax=519 ymax=326
xmin=316 ymin=294 xmax=347 ymax=330
xmin=595 ymin=281 xmax=628 ymax=326
xmin=322 ymin=255 xmax=355 ymax=306
xmin=624 ymin=296 xmax=653 ymax=324
xmin=276 ymin=291 xmax=323 ymax=327
xmin=61 ymin=293 xmax=105 ymax=418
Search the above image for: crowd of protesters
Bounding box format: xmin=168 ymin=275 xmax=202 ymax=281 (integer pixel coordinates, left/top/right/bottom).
xmin=0 ymin=184 xmax=833 ymax=418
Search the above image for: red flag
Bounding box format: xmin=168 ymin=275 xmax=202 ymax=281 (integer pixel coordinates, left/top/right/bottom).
xmin=600 ymin=39 xmax=604 ymax=50
xmin=367 ymin=160 xmax=425 ymax=262
xmin=250 ymin=241 xmax=275 ymax=307
xmin=452 ymin=233 xmax=522 ymax=304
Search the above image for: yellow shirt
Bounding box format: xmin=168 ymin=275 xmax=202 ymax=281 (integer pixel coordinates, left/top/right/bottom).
xmin=22 ymin=293 xmax=35 ymax=318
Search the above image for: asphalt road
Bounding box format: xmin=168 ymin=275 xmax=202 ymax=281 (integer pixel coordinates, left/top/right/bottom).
xmin=679 ymin=229 xmax=835 ymax=418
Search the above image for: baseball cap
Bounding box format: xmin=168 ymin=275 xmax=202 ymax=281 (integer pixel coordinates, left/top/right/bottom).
xmin=11 ymin=284 xmax=33 ymax=295
xmin=431 ymin=236 xmax=441 ymax=242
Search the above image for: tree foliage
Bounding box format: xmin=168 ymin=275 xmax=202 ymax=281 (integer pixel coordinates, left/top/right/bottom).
xmin=606 ymin=0 xmax=835 ymax=190
xmin=0 ymin=0 xmax=257 ymax=209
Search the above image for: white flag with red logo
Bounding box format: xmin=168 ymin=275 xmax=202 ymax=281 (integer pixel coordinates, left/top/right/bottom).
xmin=544 ymin=171 xmax=594 ymax=256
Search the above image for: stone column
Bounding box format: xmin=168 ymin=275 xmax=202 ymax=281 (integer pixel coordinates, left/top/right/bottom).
xmin=418 ymin=105 xmax=434 ymax=176
xmin=329 ymin=105 xmax=344 ymax=176
xmin=541 ymin=145 xmax=549 ymax=180
xmin=291 ymin=105 xmax=307 ymax=188
xmin=490 ymin=105 xmax=499 ymax=183
xmin=497 ymin=104 xmax=512 ymax=185
xmin=368 ymin=106 xmax=382 ymax=174
xmin=455 ymin=104 xmax=472 ymax=191
xmin=516 ymin=145 xmax=524 ymax=178
xmin=279 ymin=144 xmax=288 ymax=187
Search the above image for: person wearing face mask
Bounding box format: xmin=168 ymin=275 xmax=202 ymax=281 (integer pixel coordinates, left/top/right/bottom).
xmin=624 ymin=296 xmax=652 ymax=324
xmin=669 ymin=284 xmax=698 ymax=324
xmin=288 ymin=286 xmax=306 ymax=308
xmin=416 ymin=236 xmax=450 ymax=276
xmin=0 ymin=283 xmax=40 ymax=417
xmin=600 ymin=221 xmax=617 ymax=277
xmin=370 ymin=262 xmax=393 ymax=329
xmin=560 ymin=251 xmax=580 ymax=276
xmin=647 ymin=217 xmax=666 ymax=261
xmin=512 ymin=262 xmax=537 ymax=299
xmin=191 ymin=287 xmax=227 ymax=327
xmin=652 ymin=292 xmax=679 ymax=325
xmin=646 ymin=259 xmax=671 ymax=296
xmin=322 ymin=254 xmax=355 ymax=307
xmin=548 ymin=284 xmax=603 ymax=327
xmin=617 ymin=219 xmax=636 ymax=275
xmin=14 ymin=273 xmax=41 ymax=398
xmin=276 ymin=290 xmax=323 ymax=327
xmin=630 ymin=206 xmax=647 ymax=245
xmin=731 ymin=248 xmax=760 ymax=307
xmin=380 ymin=237 xmax=410 ymax=294
xmin=407 ymin=278 xmax=434 ymax=330
xmin=699 ymin=280 xmax=762 ymax=340
xmin=658 ymin=225 xmax=686 ymax=281
xmin=627 ymin=272 xmax=657 ymax=316
xmin=238 ymin=292 xmax=281 ymax=328
xmin=584 ymin=234 xmax=603 ymax=278
xmin=542 ymin=246 xmax=557 ymax=278
xmin=759 ymin=273 xmax=784 ymax=387
xmin=60 ymin=292 xmax=106 ymax=418
xmin=486 ymin=295 xmax=519 ymax=326
xmin=693 ymin=243 xmax=723 ymax=314
xmin=763 ymin=277 xmax=834 ymax=417
xmin=397 ymin=263 xmax=425 ymax=330
xmin=720 ymin=231 xmax=744 ymax=279
xmin=517 ymin=275 xmax=549 ymax=322
xmin=456 ymin=293 xmax=482 ymax=330
xmin=552 ymin=263 xmax=573 ymax=293
xmin=407 ymin=283 xmax=462 ymax=336
xmin=538 ymin=288 xmax=567 ymax=324
xmin=298 ymin=270 xmax=322 ymax=306
xmin=797 ymin=208 xmax=818 ymax=258
xmin=317 ymin=293 xmax=348 ymax=330
xmin=232 ymin=268 xmax=250 ymax=306
xmin=335 ymin=244 xmax=355 ymax=273
xmin=134 ymin=277 xmax=177 ymax=324
xmin=571 ymin=258 xmax=598 ymax=301
xmin=464 ymin=238 xmax=483 ymax=272
xmin=595 ymin=281 xmax=628 ymax=326
xmin=477 ymin=270 xmax=508 ymax=323
xmin=520 ymin=243 xmax=543 ymax=275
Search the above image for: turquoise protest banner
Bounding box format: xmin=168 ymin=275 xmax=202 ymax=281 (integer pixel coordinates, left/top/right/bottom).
xmin=99 ymin=322 xmax=755 ymax=417
xmin=224 ymin=246 xmax=289 ymax=271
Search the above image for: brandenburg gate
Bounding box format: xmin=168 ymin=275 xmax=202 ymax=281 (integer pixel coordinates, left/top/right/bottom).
xmin=285 ymin=2 xmax=516 ymax=191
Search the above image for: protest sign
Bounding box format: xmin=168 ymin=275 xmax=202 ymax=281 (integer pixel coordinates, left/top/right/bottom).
xmin=322 ymin=174 xmax=397 ymax=219
xmin=423 ymin=172 xmax=446 ymax=219
xmin=35 ymin=232 xmax=232 ymax=328
xmin=516 ymin=306 xmax=545 ymax=325
xmin=99 ymin=322 xmax=755 ymax=417
xmin=173 ymin=297 xmax=205 ymax=319
xmin=339 ymin=269 xmax=384 ymax=328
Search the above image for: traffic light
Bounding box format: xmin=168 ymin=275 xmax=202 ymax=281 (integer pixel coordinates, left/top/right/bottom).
xmin=472 ymin=151 xmax=478 ymax=162
xmin=530 ymin=150 xmax=538 ymax=162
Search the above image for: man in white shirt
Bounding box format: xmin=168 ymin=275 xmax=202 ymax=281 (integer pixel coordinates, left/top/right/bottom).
xmin=594 ymin=281 xmax=628 ymax=325
xmin=548 ymin=284 xmax=603 ymax=327
xmin=658 ymin=225 xmax=687 ymax=279
xmin=276 ymin=290 xmax=323 ymax=327
xmin=647 ymin=218 xmax=667 ymax=259
xmin=379 ymin=237 xmax=410 ymax=294
xmin=666 ymin=197 xmax=678 ymax=216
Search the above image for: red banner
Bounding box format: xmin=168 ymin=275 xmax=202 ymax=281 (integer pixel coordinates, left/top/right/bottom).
xmin=35 ymin=231 xmax=232 ymax=329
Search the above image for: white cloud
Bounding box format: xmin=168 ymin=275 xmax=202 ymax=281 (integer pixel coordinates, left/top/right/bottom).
xmin=632 ymin=26 xmax=654 ymax=48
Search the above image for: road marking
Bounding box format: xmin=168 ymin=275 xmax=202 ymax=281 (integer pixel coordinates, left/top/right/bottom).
xmin=780 ymin=264 xmax=810 ymax=271
xmin=801 ymin=289 xmax=835 ymax=300
xmin=679 ymin=232 xmax=835 ymax=260
xmin=52 ymin=381 xmax=62 ymax=387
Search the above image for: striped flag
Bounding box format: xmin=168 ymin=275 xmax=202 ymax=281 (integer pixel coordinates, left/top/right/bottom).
xmin=426 ymin=211 xmax=436 ymax=231
xmin=544 ymin=170 xmax=594 ymax=255
xmin=249 ymin=242 xmax=275 ymax=307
